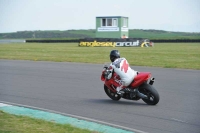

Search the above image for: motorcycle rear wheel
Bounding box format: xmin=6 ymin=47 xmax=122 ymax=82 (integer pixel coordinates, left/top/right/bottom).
xmin=104 ymin=85 xmax=121 ymax=101
xmin=139 ymin=83 xmax=159 ymax=105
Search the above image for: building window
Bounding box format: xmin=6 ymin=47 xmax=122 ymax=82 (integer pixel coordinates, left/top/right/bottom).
xmin=107 ymin=18 xmax=112 ymax=26
xmin=113 ymin=19 xmax=117 ymax=26
xmin=102 ymin=19 xmax=106 ymax=26
xmin=101 ymin=18 xmax=118 ymax=27
xmin=123 ymin=18 xmax=127 ymax=27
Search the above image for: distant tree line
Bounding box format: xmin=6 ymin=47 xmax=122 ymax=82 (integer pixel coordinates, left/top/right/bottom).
xmin=0 ymin=31 xmax=91 ymax=39
xmin=0 ymin=30 xmax=200 ymax=40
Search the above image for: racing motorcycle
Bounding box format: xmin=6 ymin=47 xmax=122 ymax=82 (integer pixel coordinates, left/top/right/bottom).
xmin=101 ymin=65 xmax=159 ymax=105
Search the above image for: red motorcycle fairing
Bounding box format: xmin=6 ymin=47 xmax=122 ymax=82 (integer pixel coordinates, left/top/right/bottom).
xmin=101 ymin=71 xmax=151 ymax=92
xmin=101 ymin=72 xmax=121 ymax=93
xmin=130 ymin=72 xmax=151 ymax=88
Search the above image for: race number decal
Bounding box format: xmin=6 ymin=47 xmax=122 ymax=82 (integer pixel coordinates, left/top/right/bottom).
xmin=121 ymin=60 xmax=128 ymax=73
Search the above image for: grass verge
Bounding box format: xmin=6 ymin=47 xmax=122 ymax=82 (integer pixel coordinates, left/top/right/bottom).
xmin=0 ymin=43 xmax=199 ymax=69
xmin=0 ymin=111 xmax=97 ymax=133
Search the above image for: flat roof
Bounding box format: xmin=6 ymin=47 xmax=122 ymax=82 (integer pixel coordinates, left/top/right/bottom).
xmin=96 ymin=16 xmax=128 ymax=18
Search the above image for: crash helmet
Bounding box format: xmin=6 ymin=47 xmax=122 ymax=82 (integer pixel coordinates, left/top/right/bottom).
xmin=110 ymin=50 xmax=120 ymax=62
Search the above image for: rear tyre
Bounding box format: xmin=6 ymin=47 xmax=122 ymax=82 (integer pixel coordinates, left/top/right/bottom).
xmin=104 ymin=85 xmax=121 ymax=101
xmin=139 ymin=83 xmax=159 ymax=105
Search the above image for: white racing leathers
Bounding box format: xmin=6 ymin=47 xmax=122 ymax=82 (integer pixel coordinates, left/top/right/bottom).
xmin=107 ymin=58 xmax=137 ymax=88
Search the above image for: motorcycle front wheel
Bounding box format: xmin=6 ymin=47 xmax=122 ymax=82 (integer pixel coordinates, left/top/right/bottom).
xmin=104 ymin=84 xmax=121 ymax=101
xmin=139 ymin=83 xmax=160 ymax=105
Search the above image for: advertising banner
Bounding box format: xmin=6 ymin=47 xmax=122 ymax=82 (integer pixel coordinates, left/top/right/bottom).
xmin=79 ymin=38 xmax=153 ymax=47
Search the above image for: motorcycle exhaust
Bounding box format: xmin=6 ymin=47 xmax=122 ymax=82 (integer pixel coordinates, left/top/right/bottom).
xmin=133 ymin=89 xmax=148 ymax=99
xmin=136 ymin=91 xmax=148 ymax=99
xmin=149 ymin=77 xmax=155 ymax=85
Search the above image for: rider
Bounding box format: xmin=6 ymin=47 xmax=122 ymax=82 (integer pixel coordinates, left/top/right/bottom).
xmin=104 ymin=50 xmax=138 ymax=95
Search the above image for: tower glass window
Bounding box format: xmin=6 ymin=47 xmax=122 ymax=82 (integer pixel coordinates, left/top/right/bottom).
xmin=102 ymin=19 xmax=106 ymax=26
xmin=123 ymin=18 xmax=127 ymax=27
xmin=101 ymin=18 xmax=118 ymax=27
xmin=113 ymin=19 xmax=117 ymax=26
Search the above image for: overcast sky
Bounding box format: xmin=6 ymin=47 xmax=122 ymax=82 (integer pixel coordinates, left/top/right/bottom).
xmin=0 ymin=0 xmax=200 ymax=33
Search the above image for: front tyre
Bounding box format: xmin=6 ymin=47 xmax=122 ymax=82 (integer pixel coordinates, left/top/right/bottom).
xmin=139 ymin=83 xmax=159 ymax=105
xmin=104 ymin=85 xmax=121 ymax=101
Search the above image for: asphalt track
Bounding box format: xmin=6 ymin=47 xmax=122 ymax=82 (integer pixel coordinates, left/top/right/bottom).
xmin=0 ymin=60 xmax=200 ymax=133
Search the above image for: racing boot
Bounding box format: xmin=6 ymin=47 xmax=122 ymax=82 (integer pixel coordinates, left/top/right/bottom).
xmin=116 ymin=86 xmax=125 ymax=96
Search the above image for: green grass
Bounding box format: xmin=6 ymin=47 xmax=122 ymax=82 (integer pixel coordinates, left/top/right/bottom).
xmin=0 ymin=43 xmax=200 ymax=69
xmin=0 ymin=111 xmax=97 ymax=133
